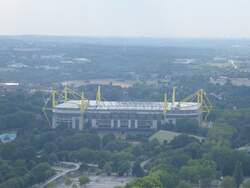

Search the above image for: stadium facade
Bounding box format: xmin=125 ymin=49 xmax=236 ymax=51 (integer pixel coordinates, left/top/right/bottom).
xmin=52 ymin=99 xmax=202 ymax=131
xmin=46 ymin=86 xmax=211 ymax=131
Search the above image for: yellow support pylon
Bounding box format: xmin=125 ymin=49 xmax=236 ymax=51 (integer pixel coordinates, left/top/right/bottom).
xmin=197 ymin=90 xmax=200 ymax=104
xmin=52 ymin=89 xmax=57 ymax=108
xmin=44 ymin=87 xmax=90 ymax=128
xmin=80 ymin=92 xmax=85 ymax=113
xmin=163 ymin=93 xmax=168 ymax=113
xmin=200 ymin=89 xmax=204 ymax=105
xmin=64 ymin=85 xmax=68 ymax=102
xmin=181 ymin=88 xmax=212 ymax=122
xmin=96 ymin=86 xmax=101 ymax=103
xmin=172 ymin=87 xmax=176 ymax=105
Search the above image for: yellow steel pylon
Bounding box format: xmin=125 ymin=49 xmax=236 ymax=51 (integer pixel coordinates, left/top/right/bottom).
xmin=172 ymin=87 xmax=176 ymax=105
xmin=163 ymin=93 xmax=168 ymax=114
xmin=64 ymin=85 xmax=68 ymax=102
xmin=80 ymin=91 xmax=85 ymax=113
xmin=182 ymin=89 xmax=213 ymax=121
xmin=52 ymin=89 xmax=57 ymax=108
xmin=96 ymin=85 xmax=101 ymax=103
xmin=43 ymin=86 xmax=88 ymax=128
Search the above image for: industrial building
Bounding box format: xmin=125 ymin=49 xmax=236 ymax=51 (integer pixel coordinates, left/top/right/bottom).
xmin=45 ymin=87 xmax=211 ymax=131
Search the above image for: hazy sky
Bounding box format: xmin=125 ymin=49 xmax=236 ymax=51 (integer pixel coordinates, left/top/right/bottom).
xmin=0 ymin=0 xmax=250 ymax=38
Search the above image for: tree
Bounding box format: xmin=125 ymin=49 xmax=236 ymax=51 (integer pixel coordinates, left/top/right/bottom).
xmin=184 ymin=142 xmax=203 ymax=159
xmin=79 ymin=162 xmax=88 ymax=171
xmin=30 ymin=163 xmax=54 ymax=184
xmin=103 ymin=162 xmax=112 ymax=176
xmin=140 ymin=174 xmax=163 ymax=188
xmin=155 ymin=170 xmax=178 ymax=188
xmin=0 ymin=161 xmax=15 ymax=182
xmin=0 ymin=177 xmax=24 ymax=188
xmin=64 ymin=177 xmax=72 ymax=186
xmin=176 ymin=180 xmax=193 ymax=188
xmin=234 ymin=161 xmax=244 ymax=188
xmin=47 ymin=182 xmax=56 ymax=188
xmin=44 ymin=143 xmax=58 ymax=154
xmin=79 ymin=176 xmax=90 ymax=187
xmin=132 ymin=161 xmax=144 ymax=177
xmin=208 ymin=146 xmax=247 ymax=176
xmin=127 ymin=174 xmax=163 ymax=188
xmin=117 ymin=161 xmax=131 ymax=176
xmin=14 ymin=160 xmax=28 ymax=176
xmin=102 ymin=133 xmax=116 ymax=147
xmin=180 ymin=159 xmax=216 ymax=187
xmin=48 ymin=153 xmax=58 ymax=164
xmin=132 ymin=145 xmax=144 ymax=157
xmin=208 ymin=123 xmax=236 ymax=146
xmin=170 ymin=134 xmax=198 ymax=149
xmin=243 ymin=179 xmax=250 ymax=188
xmin=221 ymin=176 xmax=236 ymax=188
xmin=104 ymin=139 xmax=129 ymax=152
xmin=171 ymin=150 xmax=190 ymax=168
xmin=180 ymin=165 xmax=199 ymax=183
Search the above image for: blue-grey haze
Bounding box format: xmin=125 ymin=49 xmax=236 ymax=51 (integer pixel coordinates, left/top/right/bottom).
xmin=0 ymin=0 xmax=250 ymax=38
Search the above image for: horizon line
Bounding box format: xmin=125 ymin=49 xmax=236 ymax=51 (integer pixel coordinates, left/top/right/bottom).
xmin=0 ymin=34 xmax=250 ymax=40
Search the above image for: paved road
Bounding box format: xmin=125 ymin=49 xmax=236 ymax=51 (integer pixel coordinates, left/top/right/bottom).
xmin=40 ymin=162 xmax=81 ymax=188
xmin=140 ymin=159 xmax=151 ymax=173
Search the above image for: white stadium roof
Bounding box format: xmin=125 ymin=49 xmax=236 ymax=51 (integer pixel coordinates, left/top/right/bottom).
xmin=55 ymin=100 xmax=200 ymax=111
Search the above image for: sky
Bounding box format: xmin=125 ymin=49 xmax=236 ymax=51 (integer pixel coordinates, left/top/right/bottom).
xmin=0 ymin=0 xmax=250 ymax=38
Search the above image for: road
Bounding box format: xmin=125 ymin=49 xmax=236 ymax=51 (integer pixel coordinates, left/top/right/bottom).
xmin=39 ymin=162 xmax=81 ymax=188
xmin=140 ymin=159 xmax=151 ymax=173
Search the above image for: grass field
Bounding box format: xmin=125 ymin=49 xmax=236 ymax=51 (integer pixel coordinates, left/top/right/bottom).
xmin=149 ymin=130 xmax=204 ymax=143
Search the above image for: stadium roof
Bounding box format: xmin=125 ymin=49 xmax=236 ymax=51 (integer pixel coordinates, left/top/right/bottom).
xmin=55 ymin=100 xmax=200 ymax=111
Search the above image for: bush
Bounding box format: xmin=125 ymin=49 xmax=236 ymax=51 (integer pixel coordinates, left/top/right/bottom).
xmin=79 ymin=176 xmax=90 ymax=186
xmin=221 ymin=176 xmax=236 ymax=188
xmin=64 ymin=177 xmax=72 ymax=186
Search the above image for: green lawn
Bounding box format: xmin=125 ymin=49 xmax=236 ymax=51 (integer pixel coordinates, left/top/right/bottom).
xmin=149 ymin=130 xmax=204 ymax=143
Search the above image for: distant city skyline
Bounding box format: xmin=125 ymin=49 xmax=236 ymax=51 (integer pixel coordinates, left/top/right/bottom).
xmin=0 ymin=0 xmax=250 ymax=38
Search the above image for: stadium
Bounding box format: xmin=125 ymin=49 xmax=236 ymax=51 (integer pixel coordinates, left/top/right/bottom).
xmin=44 ymin=86 xmax=211 ymax=131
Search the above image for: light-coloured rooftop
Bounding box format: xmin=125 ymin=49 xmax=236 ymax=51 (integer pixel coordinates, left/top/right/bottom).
xmin=55 ymin=100 xmax=200 ymax=111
